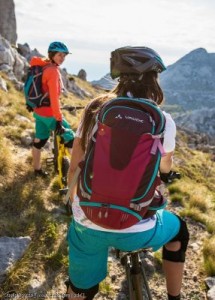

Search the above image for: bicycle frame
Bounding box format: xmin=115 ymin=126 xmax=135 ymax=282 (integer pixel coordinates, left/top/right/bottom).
xmin=46 ymin=105 xmax=84 ymax=191
xmin=55 ymin=134 xmax=70 ymax=189
xmin=120 ymin=250 xmax=153 ymax=300
xmin=46 ymin=132 xmax=70 ymax=193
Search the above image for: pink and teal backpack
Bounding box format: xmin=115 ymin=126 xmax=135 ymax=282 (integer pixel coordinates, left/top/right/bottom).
xmin=77 ymin=97 xmax=167 ymax=229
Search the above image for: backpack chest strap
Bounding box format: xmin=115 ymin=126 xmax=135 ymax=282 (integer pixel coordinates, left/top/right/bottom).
xmin=129 ymin=198 xmax=153 ymax=211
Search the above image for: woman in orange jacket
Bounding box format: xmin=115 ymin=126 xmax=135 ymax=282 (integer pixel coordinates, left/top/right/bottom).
xmin=29 ymin=41 xmax=75 ymax=177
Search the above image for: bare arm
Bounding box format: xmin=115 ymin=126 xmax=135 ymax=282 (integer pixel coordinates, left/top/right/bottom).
xmin=159 ymin=151 xmax=174 ymax=174
xmin=68 ymin=137 xmax=84 ymax=201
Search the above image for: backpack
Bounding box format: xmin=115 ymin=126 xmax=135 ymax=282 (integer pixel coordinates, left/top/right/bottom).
xmin=24 ymin=65 xmax=50 ymax=108
xmin=77 ymin=97 xmax=167 ymax=229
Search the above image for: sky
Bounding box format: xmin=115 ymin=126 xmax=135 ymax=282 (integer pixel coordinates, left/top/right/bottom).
xmin=14 ymin=0 xmax=215 ymax=81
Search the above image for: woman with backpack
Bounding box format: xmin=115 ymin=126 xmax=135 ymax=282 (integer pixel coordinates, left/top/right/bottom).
xmin=65 ymin=46 xmax=189 ymax=300
xmin=28 ymin=41 xmax=75 ymax=177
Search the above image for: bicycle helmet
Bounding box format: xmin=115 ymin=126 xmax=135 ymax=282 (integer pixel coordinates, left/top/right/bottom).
xmin=110 ymin=46 xmax=166 ymax=79
xmin=48 ymin=41 xmax=71 ymax=54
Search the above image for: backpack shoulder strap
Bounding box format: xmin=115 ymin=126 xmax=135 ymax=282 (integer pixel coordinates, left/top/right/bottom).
xmin=64 ymin=166 xmax=81 ymax=205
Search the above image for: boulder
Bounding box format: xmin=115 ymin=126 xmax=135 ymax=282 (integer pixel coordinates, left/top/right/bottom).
xmin=0 ymin=236 xmax=31 ymax=283
xmin=0 ymin=35 xmax=28 ymax=84
xmin=0 ymin=75 xmax=7 ymax=91
xmin=0 ymin=0 xmax=17 ymax=45
xmin=77 ymin=69 xmax=87 ymax=81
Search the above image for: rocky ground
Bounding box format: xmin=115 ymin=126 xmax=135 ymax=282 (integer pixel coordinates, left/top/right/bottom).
xmin=0 ymin=196 xmax=209 ymax=300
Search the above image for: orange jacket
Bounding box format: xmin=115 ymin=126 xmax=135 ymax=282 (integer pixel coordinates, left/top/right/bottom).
xmin=30 ymin=57 xmax=63 ymax=121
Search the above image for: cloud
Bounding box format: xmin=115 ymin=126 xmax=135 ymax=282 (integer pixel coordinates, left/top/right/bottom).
xmin=14 ymin=0 xmax=215 ymax=80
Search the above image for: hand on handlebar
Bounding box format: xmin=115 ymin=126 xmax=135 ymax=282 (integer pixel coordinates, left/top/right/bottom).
xmin=26 ymin=104 xmax=34 ymax=112
xmin=160 ymin=171 xmax=181 ymax=184
xmin=55 ymin=121 xmax=66 ymax=135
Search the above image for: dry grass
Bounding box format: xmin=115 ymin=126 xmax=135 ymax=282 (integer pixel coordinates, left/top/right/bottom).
xmin=0 ymin=72 xmax=215 ymax=299
xmin=0 ymin=134 xmax=13 ymax=177
xmin=203 ymin=236 xmax=215 ymax=276
xmin=0 ymin=74 xmax=99 ymax=297
xmin=170 ymin=140 xmax=215 ymax=276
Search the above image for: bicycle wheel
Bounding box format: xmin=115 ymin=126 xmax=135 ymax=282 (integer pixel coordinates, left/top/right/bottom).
xmin=131 ymin=252 xmax=153 ymax=300
xmin=61 ymin=156 xmax=70 ymax=186
xmin=140 ymin=262 xmax=153 ymax=300
xmin=131 ymin=253 xmax=144 ymax=300
xmin=121 ymin=255 xmax=134 ymax=300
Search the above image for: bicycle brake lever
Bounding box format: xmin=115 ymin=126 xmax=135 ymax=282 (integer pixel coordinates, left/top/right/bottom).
xmin=160 ymin=171 xmax=181 ymax=183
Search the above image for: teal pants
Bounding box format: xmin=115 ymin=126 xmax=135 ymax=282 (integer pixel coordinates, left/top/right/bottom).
xmin=33 ymin=113 xmax=74 ymax=142
xmin=67 ymin=209 xmax=180 ymax=289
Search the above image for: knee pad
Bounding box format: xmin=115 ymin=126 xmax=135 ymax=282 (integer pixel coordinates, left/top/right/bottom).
xmin=162 ymin=216 xmax=189 ymax=263
xmin=33 ymin=138 xmax=48 ymax=149
xmin=66 ymin=278 xmax=99 ymax=300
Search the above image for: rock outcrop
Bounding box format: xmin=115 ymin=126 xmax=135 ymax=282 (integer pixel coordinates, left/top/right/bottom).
xmin=0 ymin=35 xmax=28 ymax=90
xmin=174 ymin=108 xmax=215 ymax=137
xmin=160 ymin=48 xmax=215 ymax=110
xmin=17 ymin=43 xmax=44 ymax=62
xmin=0 ymin=236 xmax=31 ymax=283
xmin=0 ymin=0 xmax=17 ymax=45
xmin=77 ymin=69 xmax=87 ymax=81
xmin=91 ymin=73 xmax=118 ymax=91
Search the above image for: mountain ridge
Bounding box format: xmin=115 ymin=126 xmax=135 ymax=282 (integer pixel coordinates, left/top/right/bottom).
xmin=91 ymin=47 xmax=215 ymax=136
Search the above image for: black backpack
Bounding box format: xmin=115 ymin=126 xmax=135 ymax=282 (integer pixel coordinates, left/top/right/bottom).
xmin=24 ymin=65 xmax=50 ymax=108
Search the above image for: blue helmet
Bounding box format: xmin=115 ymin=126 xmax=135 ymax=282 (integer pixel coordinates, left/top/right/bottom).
xmin=48 ymin=41 xmax=71 ymax=54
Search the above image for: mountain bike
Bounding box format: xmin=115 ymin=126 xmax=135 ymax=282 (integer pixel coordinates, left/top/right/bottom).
xmin=47 ymin=130 xmax=71 ymax=194
xmin=46 ymin=105 xmax=84 ymax=195
xmin=116 ymin=248 xmax=153 ymax=300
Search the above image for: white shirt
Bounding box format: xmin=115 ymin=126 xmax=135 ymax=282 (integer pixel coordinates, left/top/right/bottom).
xmin=73 ymin=107 xmax=176 ymax=233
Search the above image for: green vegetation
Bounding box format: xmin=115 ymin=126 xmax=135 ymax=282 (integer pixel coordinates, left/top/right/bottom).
xmin=0 ymin=72 xmax=215 ymax=298
xmin=203 ymin=236 xmax=215 ymax=276
xmin=0 ymin=74 xmax=99 ymax=296
xmin=169 ymin=136 xmax=215 ymax=275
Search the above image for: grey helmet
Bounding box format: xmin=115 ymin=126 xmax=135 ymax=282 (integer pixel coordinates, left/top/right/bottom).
xmin=110 ymin=46 xmax=166 ymax=79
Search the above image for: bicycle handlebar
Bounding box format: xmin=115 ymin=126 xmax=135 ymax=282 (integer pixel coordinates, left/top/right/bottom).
xmin=160 ymin=171 xmax=181 ymax=184
xmin=55 ymin=127 xmax=71 ymax=135
xmin=61 ymin=105 xmax=84 ymax=112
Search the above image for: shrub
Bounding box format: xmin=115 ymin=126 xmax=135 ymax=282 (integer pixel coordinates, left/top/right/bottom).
xmin=203 ymin=236 xmax=215 ymax=276
xmin=0 ymin=134 xmax=13 ymax=176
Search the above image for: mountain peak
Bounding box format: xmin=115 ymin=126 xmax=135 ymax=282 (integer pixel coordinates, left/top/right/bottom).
xmin=189 ymin=47 xmax=207 ymax=55
xmin=174 ymin=48 xmax=209 ymax=65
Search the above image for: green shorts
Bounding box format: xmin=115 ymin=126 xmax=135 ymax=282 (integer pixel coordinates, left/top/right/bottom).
xmin=67 ymin=209 xmax=180 ymax=289
xmin=33 ymin=113 xmax=74 ymax=142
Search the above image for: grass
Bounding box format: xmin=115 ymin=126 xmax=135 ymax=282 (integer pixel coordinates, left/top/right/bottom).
xmin=153 ymin=250 xmax=162 ymax=267
xmin=99 ymin=276 xmax=114 ymax=297
xmin=0 ymin=74 xmax=97 ymax=297
xmin=168 ymin=135 xmax=215 ymax=276
xmin=0 ymin=71 xmax=215 ymax=299
xmin=0 ymin=134 xmax=13 ymax=176
xmin=202 ymin=236 xmax=215 ymax=276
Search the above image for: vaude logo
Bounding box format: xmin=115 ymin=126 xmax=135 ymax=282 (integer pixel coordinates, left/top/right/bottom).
xmin=115 ymin=114 xmax=123 ymax=119
xmin=115 ymin=114 xmax=144 ymax=123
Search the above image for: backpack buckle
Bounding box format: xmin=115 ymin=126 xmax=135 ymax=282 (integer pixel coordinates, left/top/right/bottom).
xmin=98 ymin=204 xmax=110 ymax=219
xmin=130 ymin=203 xmax=142 ymax=211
